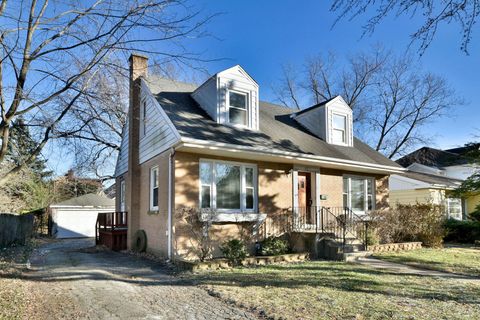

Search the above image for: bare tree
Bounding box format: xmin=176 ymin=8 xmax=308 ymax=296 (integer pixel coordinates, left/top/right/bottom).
xmin=0 ymin=0 xmax=214 ymax=183
xmin=56 ymin=65 xmax=128 ymax=180
xmin=274 ymin=48 xmax=461 ymax=158
xmin=330 ymin=0 xmax=480 ymax=54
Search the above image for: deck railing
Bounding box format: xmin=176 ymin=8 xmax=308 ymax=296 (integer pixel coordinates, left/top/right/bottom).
xmin=95 ymin=212 xmax=128 ymax=247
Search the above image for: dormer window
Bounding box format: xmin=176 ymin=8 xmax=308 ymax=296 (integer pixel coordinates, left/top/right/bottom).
xmin=332 ymin=114 xmax=346 ymax=144
xmin=228 ymin=90 xmax=248 ymax=126
xmin=191 ymin=65 xmax=259 ymax=130
xmin=292 ymin=96 xmax=353 ymax=147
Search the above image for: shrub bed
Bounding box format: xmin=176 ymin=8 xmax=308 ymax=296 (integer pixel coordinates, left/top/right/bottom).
xmin=444 ymin=219 xmax=480 ymax=243
xmin=260 ymin=237 xmax=290 ymax=256
xmin=369 ymin=203 xmax=445 ymax=247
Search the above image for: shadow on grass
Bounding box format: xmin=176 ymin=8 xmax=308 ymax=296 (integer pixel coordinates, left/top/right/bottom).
xmin=21 ymin=241 xmax=480 ymax=307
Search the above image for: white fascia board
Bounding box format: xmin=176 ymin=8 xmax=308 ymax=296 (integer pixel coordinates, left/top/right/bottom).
xmin=217 ymin=65 xmax=259 ymax=87
xmin=178 ymin=138 xmax=405 ymax=174
xmin=390 ymin=174 xmax=433 ymax=189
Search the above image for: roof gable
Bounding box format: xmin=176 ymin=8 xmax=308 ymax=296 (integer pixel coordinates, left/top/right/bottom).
xmin=396 ymin=147 xmax=469 ymax=168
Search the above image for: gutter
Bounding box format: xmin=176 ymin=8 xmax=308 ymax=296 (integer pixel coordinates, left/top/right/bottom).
xmin=179 ymin=138 xmax=405 ymax=174
xmin=167 ymin=144 xmax=178 ymax=261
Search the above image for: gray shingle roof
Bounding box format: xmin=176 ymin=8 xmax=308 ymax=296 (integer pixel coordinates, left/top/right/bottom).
xmin=52 ymin=193 xmax=115 ymax=207
xmin=146 ymin=76 xmax=402 ymax=169
xmin=396 ymin=147 xmax=469 ymax=168
xmin=401 ymin=170 xmax=462 ymax=188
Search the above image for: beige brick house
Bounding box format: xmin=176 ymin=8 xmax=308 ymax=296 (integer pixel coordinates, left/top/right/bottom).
xmin=114 ymin=54 xmax=404 ymax=260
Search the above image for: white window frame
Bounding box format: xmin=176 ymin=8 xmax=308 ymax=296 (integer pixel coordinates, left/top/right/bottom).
xmin=343 ymin=175 xmax=375 ymax=214
xmin=227 ymin=90 xmax=249 ymax=128
xmin=332 ymin=113 xmax=347 ymax=145
xmin=140 ymin=99 xmax=147 ymax=138
xmin=446 ymin=198 xmax=463 ymax=220
xmin=199 ymin=159 xmax=257 ymax=213
xmin=150 ymin=166 xmax=159 ymax=211
xmin=120 ymin=179 xmax=126 ymax=211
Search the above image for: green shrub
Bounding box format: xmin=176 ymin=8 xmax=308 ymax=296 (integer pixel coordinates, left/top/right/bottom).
xmin=220 ymin=239 xmax=247 ymax=266
xmin=260 ymin=237 xmax=289 ymax=256
xmin=369 ymin=203 xmax=445 ymax=247
xmin=444 ymin=219 xmax=480 ymax=243
xmin=357 ymin=224 xmax=380 ymax=246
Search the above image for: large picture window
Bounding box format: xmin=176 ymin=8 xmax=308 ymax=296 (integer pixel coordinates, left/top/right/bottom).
xmin=200 ymin=160 xmax=257 ymax=212
xmin=228 ymin=91 xmax=248 ymax=126
xmin=150 ymin=166 xmax=159 ymax=211
xmin=343 ymin=176 xmax=374 ymax=213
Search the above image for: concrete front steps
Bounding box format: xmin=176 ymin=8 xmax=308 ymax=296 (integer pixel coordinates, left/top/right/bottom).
xmin=316 ymin=237 xmax=371 ymax=261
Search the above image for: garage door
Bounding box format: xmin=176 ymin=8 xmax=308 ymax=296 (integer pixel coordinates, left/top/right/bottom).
xmin=53 ymin=209 xmax=100 ymax=238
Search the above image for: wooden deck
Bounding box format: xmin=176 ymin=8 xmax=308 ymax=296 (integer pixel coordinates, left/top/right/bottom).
xmin=96 ymin=212 xmax=128 ymax=251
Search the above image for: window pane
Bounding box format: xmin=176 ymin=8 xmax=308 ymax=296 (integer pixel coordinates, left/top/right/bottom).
xmin=447 ymin=198 xmax=462 ymax=220
xmin=215 ymin=164 xmax=241 ymax=209
xmin=200 ymin=162 xmax=212 ymax=184
xmin=154 ymin=170 xmax=158 ymax=188
xmin=153 ymin=187 xmax=158 ymax=207
xmin=201 ymin=186 xmax=211 ymax=208
xmin=367 ymin=179 xmax=373 ymax=194
xmin=343 ymin=177 xmax=348 ymax=193
xmin=229 ymin=108 xmax=247 ymax=125
xmin=332 ymin=129 xmax=345 ymax=143
xmin=245 ymin=167 xmax=254 ymax=188
xmin=229 ymin=92 xmax=246 ymax=109
xmin=351 ymin=178 xmax=365 ymax=211
xmin=343 ymin=193 xmax=348 ymax=208
xmin=246 ymin=188 xmax=254 ymax=209
xmin=367 ymin=195 xmax=373 ymax=211
xmin=333 ymin=114 xmax=346 ymax=130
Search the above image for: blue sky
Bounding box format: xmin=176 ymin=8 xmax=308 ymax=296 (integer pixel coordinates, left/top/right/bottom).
xmin=191 ymin=0 xmax=479 ymax=149
xmin=46 ymin=0 xmax=480 ymax=176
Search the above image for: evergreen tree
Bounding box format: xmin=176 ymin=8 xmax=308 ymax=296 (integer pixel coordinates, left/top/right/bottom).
xmin=7 ymin=118 xmax=52 ymax=179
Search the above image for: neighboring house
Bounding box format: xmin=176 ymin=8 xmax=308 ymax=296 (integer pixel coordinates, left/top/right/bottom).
xmin=114 ymin=54 xmax=403 ymax=260
xmin=390 ymin=146 xmax=480 ymax=220
xmin=49 ymin=193 xmax=115 ymax=238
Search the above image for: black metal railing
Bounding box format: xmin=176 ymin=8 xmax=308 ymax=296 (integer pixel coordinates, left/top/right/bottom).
xmin=292 ymin=206 xmax=369 ymax=251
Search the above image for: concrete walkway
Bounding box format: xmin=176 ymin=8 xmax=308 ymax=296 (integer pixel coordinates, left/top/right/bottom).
xmin=356 ymin=256 xmax=479 ymax=282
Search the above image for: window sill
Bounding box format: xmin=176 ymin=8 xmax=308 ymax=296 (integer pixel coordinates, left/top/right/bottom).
xmin=200 ymin=212 xmax=267 ymax=223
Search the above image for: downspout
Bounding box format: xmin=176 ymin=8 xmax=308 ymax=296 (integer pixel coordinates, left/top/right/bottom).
xmin=167 ymin=147 xmax=176 ymax=261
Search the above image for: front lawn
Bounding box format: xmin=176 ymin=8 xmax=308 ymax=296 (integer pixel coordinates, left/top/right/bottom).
xmin=374 ymin=245 xmax=480 ymax=277
xmin=188 ymin=261 xmax=480 ymax=320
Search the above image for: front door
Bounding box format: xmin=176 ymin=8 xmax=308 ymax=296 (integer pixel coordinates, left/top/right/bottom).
xmin=298 ymin=172 xmax=313 ymax=224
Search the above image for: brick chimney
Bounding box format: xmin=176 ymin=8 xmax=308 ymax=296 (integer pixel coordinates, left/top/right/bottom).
xmin=126 ymin=53 xmax=148 ymax=248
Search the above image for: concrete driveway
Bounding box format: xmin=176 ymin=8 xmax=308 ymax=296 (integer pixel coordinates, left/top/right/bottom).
xmin=25 ymin=238 xmax=255 ymax=320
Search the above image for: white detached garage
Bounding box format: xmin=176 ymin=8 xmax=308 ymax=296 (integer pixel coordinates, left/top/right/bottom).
xmin=49 ymin=193 xmax=115 ymax=238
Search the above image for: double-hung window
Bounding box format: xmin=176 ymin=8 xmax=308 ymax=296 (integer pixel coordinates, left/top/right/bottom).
xmin=228 ymin=91 xmax=248 ymax=126
xmin=150 ymin=166 xmax=159 ymax=211
xmin=332 ymin=114 xmax=347 ymax=144
xmin=343 ymin=176 xmax=374 ymax=213
xmin=200 ymin=160 xmax=257 ymax=212
xmin=446 ymin=198 xmax=462 ymax=220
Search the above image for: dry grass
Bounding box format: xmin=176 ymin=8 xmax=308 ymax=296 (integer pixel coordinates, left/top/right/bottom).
xmin=188 ymin=261 xmax=480 ymax=320
xmin=0 ymin=241 xmax=35 ymax=320
xmin=374 ymin=245 xmax=480 ymax=277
